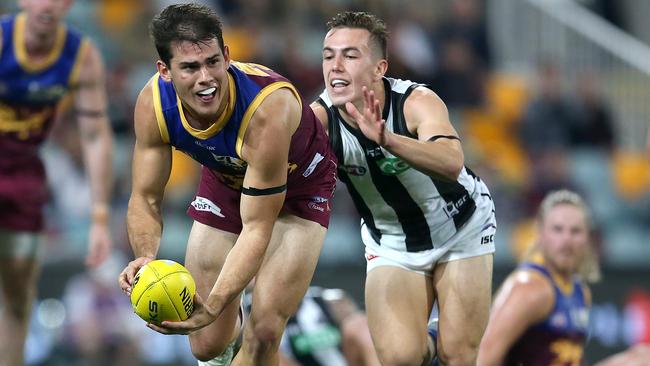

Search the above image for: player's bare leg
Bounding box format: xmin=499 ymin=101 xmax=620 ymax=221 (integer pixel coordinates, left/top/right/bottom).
xmin=184 ymin=221 xmax=243 ymax=362
xmin=233 ymin=215 xmax=325 ymax=365
xmin=365 ymin=266 xmax=435 ymax=366
xmin=0 ymin=231 xmax=41 ymax=366
xmin=434 ymin=254 xmax=493 ymax=366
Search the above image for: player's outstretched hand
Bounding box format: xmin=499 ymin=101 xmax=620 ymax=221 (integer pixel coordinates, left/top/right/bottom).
xmin=345 ymin=86 xmax=387 ymax=146
xmin=147 ymin=293 xmax=216 ymax=335
xmin=118 ymin=256 xmax=154 ymax=295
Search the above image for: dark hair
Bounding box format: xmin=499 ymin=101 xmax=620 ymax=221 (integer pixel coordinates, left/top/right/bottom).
xmin=327 ymin=11 xmax=389 ymax=59
xmin=149 ymin=4 xmax=225 ymax=66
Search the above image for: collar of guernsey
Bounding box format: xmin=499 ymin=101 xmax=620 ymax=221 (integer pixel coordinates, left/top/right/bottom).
xmin=151 ymin=61 xmax=302 ymax=166
xmin=519 ymin=258 xmax=589 ymax=335
xmin=0 ymin=13 xmax=88 ymax=104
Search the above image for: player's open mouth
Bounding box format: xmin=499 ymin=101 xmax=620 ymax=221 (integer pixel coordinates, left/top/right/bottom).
xmin=196 ymin=87 xmax=217 ymax=102
xmin=37 ymin=14 xmax=55 ymax=26
xmin=330 ymin=79 xmax=350 ymax=90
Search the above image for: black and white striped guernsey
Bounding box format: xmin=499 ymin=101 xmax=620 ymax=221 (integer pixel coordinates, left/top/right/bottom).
xmin=245 ymin=287 xmax=347 ymax=366
xmin=318 ymin=77 xmax=493 ymax=253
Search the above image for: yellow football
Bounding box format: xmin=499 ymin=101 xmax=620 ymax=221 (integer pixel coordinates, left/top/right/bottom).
xmin=130 ymin=259 xmax=196 ymax=325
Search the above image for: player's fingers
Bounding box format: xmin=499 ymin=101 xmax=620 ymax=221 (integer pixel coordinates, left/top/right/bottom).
xmin=345 ymin=102 xmax=362 ymax=121
xmin=364 ymin=92 xmax=371 ymax=114
xmin=374 ymin=99 xmax=381 ymax=121
xmin=118 ymin=270 xmax=131 ymax=293
xmin=365 ymin=87 xmax=374 ymax=104
xmin=147 ymin=322 xmax=184 ymax=335
xmin=158 ymin=320 xmax=193 ymax=334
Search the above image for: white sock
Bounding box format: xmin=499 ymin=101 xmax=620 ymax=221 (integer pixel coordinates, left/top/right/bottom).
xmin=196 ymin=340 xmax=236 ymax=366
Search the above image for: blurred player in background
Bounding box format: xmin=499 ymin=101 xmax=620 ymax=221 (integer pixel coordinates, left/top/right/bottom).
xmin=477 ymin=189 xmax=599 ymax=365
xmin=245 ymin=286 xmax=380 ymax=366
xmin=0 ymin=0 xmax=113 ymax=365
xmin=311 ymin=11 xmax=496 ymax=366
xmin=117 ymin=4 xmax=336 ymax=365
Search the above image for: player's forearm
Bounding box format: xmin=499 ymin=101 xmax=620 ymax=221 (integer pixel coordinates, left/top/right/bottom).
xmin=476 ymin=350 xmax=504 ymax=366
xmin=206 ymin=227 xmax=270 ymax=316
xmin=477 ymin=337 xmax=509 ymax=366
xmin=382 ymin=132 xmax=464 ymax=181
xmin=126 ymin=194 xmax=163 ymax=259
xmin=80 ymin=118 xmax=113 ymax=211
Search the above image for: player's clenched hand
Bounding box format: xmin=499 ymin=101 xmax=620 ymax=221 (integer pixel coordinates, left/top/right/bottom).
xmin=118 ymin=256 xmax=154 ymax=295
xmin=345 ymin=86 xmax=388 ymax=146
xmin=146 ymin=293 xmax=216 ymax=335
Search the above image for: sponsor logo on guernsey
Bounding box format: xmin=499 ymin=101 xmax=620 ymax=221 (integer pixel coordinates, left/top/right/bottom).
xmin=365 ymin=147 xmax=383 ymax=157
xmin=443 ymin=194 xmax=469 ymax=218
xmin=572 ymin=308 xmax=590 ymax=330
xmin=191 ymin=196 xmax=225 ymax=217
xmin=195 ymin=140 xmax=216 ymax=151
xmin=303 ymin=152 xmax=325 ymax=177
xmin=210 ymin=154 xmax=248 ymax=172
xmin=378 ymin=157 xmax=410 ymax=175
xmin=27 ymin=82 xmax=67 ymax=103
xmin=551 ymin=313 xmax=567 ymax=328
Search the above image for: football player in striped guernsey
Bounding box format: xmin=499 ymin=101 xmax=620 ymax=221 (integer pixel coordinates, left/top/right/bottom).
xmin=478 ymin=190 xmax=597 ymax=365
xmin=275 ymin=287 xmax=380 ymax=366
xmin=0 ymin=1 xmax=113 ymax=365
xmin=311 ymin=11 xmax=496 ymax=366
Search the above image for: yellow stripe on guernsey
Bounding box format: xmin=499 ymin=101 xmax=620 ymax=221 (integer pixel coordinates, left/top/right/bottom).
xmin=530 ymin=251 xmax=574 ymax=295
xmin=151 ymin=73 xmax=171 ymax=144
xmin=14 ymin=12 xmax=67 ymax=73
xmin=177 ymin=72 xmax=237 ymax=139
xmin=68 ymin=38 xmax=90 ymax=85
xmin=235 ymin=82 xmax=302 ymax=157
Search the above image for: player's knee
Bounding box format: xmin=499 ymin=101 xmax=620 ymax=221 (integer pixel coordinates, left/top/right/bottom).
xmin=249 ymin=314 xmax=285 ymax=347
xmin=437 ymin=338 xmax=480 ymax=366
xmin=189 ymin=335 xmax=231 ymax=361
xmin=376 ymin=342 xmax=428 ymax=366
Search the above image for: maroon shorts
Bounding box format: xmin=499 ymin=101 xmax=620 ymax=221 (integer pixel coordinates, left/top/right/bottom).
xmin=187 ymin=159 xmax=337 ymax=234
xmin=0 ymin=164 xmax=48 ymax=232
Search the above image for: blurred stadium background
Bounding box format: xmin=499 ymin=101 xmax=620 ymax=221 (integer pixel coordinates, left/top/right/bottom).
xmin=1 ymin=0 xmax=649 ymax=364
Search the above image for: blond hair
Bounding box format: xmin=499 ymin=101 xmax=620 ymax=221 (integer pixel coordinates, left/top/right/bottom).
xmin=535 ymin=189 xmax=601 ymax=283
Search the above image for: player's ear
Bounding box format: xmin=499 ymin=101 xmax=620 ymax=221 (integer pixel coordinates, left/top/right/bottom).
xmin=373 ymin=59 xmax=388 ymax=82
xmin=157 ymin=60 xmax=172 ymax=82
xmin=223 ymin=44 xmax=231 ymax=68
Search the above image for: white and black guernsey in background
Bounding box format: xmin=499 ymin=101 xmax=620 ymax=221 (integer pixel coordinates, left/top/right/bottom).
xmin=245 ymin=287 xmax=347 ymax=366
xmin=318 ymin=78 xmax=494 ymax=253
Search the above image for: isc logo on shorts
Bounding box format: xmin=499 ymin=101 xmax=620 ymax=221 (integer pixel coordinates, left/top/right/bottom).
xmin=480 ymin=234 xmax=494 ymax=245
xmin=191 ymin=196 xmax=225 ymax=217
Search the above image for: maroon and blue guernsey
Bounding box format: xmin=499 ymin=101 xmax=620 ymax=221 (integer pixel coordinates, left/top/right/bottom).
xmin=505 ymin=262 xmax=590 ymax=366
xmin=152 ymin=61 xmax=334 ymax=190
xmin=0 ymin=13 xmax=88 ymax=231
xmin=152 ymin=61 xmax=337 ymax=231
